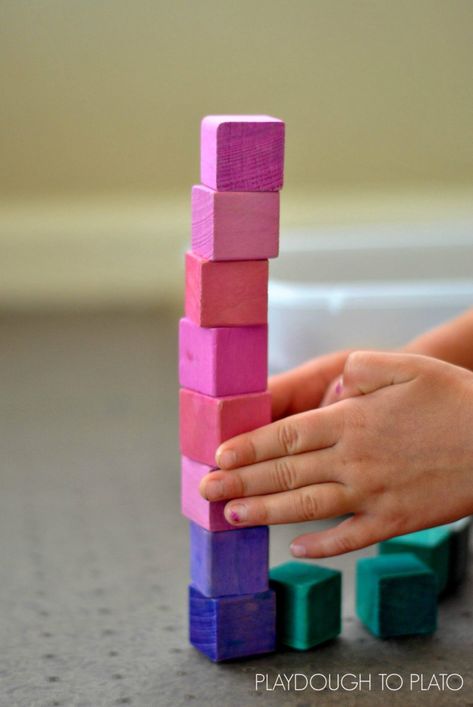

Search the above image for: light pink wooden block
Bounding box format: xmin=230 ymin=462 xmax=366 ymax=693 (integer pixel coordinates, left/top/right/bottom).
xmin=201 ymin=115 xmax=285 ymax=192
xmin=179 ymin=388 xmax=272 ymax=466
xmin=191 ymin=186 xmax=279 ymax=261
xmin=185 ymin=251 xmax=268 ymax=327
xmin=179 ymin=317 xmax=267 ymax=396
xmin=181 ymin=456 xmax=235 ymax=532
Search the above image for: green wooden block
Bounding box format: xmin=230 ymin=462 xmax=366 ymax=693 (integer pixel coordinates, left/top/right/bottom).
xmin=379 ymin=526 xmax=451 ymax=594
xmin=269 ymin=561 xmax=341 ymax=650
xmin=356 ymin=553 xmax=437 ymax=638
xmin=444 ymin=517 xmax=471 ymax=591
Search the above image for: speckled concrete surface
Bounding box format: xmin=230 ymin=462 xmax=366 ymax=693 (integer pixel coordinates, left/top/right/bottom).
xmin=1 ymin=311 xmax=471 ymax=707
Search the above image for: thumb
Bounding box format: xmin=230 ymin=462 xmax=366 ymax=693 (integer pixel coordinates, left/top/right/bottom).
xmin=339 ymin=351 xmax=419 ymax=399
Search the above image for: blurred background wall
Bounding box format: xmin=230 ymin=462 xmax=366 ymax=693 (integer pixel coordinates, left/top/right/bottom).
xmin=1 ymin=0 xmax=473 ymax=308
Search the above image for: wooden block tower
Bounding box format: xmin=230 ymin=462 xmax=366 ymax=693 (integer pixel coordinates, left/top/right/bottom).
xmin=179 ymin=115 xmax=285 ymax=661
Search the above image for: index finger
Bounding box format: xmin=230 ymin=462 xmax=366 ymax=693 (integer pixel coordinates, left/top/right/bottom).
xmin=215 ymin=403 xmax=344 ymax=469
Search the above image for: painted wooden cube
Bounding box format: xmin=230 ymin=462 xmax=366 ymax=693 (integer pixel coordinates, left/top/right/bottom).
xmin=379 ymin=526 xmax=451 ymax=594
xmin=444 ymin=517 xmax=471 ymax=591
xmin=179 ymin=317 xmax=267 ymax=397
xmin=269 ymin=561 xmax=341 ymax=650
xmin=185 ymin=251 xmax=268 ymax=327
xmin=191 ymin=186 xmax=279 ymax=261
xmin=179 ymin=387 xmax=271 ymax=466
xmin=190 ymin=523 xmax=269 ymax=597
xmin=356 ymin=553 xmax=437 ymax=638
xmin=200 ymin=115 xmax=285 ymax=192
xmin=189 ymin=585 xmax=276 ymax=662
xmin=181 ymin=456 xmax=234 ymax=532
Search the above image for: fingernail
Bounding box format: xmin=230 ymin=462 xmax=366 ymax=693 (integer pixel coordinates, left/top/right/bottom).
xmin=226 ymin=503 xmax=247 ymax=524
xmin=290 ymin=543 xmax=307 ymax=557
xmin=217 ymin=448 xmax=237 ymax=468
xmin=335 ymin=378 xmax=343 ymax=396
xmin=204 ymin=478 xmax=224 ymax=501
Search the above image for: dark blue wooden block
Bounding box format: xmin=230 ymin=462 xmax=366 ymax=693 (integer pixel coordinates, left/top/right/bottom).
xmin=356 ymin=553 xmax=437 ymax=638
xmin=189 ymin=522 xmax=269 ymax=597
xmin=189 ymin=585 xmax=276 ymax=661
xmin=445 ymin=517 xmax=471 ymax=591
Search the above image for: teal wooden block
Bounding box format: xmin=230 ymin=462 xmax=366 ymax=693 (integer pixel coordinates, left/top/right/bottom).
xmin=356 ymin=553 xmax=437 ymax=638
xmin=444 ymin=517 xmax=471 ymax=591
xmin=269 ymin=561 xmax=341 ymax=650
xmin=379 ymin=526 xmax=451 ymax=594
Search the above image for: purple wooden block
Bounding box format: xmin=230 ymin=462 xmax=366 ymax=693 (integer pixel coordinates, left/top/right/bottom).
xmin=190 ymin=522 xmax=269 ymax=597
xmin=201 ymin=115 xmax=285 ymax=192
xmin=189 ymin=585 xmax=276 ymax=662
xmin=178 ymin=317 xmax=267 ymax=396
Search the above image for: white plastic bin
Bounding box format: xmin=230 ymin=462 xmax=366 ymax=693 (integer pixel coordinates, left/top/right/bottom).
xmin=268 ymin=221 xmax=473 ymax=373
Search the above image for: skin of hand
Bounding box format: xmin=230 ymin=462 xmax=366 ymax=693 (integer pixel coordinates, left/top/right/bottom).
xmin=199 ymin=351 xmax=473 ymax=558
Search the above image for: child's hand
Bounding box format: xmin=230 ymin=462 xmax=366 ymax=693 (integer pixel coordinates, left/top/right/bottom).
xmin=199 ymin=352 xmax=473 ymax=557
xmin=269 ymin=349 xmax=352 ymax=419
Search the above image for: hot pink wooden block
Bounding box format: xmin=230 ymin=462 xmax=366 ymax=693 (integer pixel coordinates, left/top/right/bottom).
xmin=179 ymin=317 xmax=267 ymax=396
xmin=181 ymin=456 xmax=235 ymax=532
xmin=201 ymin=115 xmax=285 ymax=192
xmin=185 ymin=251 xmax=268 ymax=327
xmin=191 ymin=186 xmax=279 ymax=261
xmin=179 ymin=388 xmax=272 ymax=466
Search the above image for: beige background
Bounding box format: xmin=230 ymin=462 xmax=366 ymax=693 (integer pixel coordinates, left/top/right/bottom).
xmin=1 ymin=1 xmax=473 ymax=306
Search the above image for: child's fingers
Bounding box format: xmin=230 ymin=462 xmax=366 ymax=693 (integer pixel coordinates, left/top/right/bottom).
xmin=320 ymin=375 xmax=343 ymax=407
xmin=223 ymin=482 xmax=352 ymax=527
xmin=215 ymin=404 xmax=344 ymax=469
xmin=268 ymin=350 xmax=350 ymax=419
xmin=289 ymin=513 xmax=379 ymax=558
xmin=340 ymin=351 xmax=418 ymax=399
xmin=200 ymin=447 xmax=337 ymax=501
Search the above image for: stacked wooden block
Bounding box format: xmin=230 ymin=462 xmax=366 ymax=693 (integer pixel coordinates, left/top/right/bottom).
xmin=179 ymin=115 xmax=285 ymax=661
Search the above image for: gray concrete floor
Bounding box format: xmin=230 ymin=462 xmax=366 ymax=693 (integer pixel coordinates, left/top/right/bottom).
xmin=0 ymin=310 xmax=471 ymax=707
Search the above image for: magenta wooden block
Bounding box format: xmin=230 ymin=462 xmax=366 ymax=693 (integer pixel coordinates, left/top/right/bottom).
xmin=190 ymin=523 xmax=269 ymax=597
xmin=185 ymin=251 xmax=268 ymax=327
xmin=179 ymin=317 xmax=267 ymax=396
xmin=200 ymin=115 xmax=285 ymax=192
xmin=179 ymin=388 xmax=271 ymax=466
xmin=191 ymin=186 xmax=279 ymax=261
xmin=181 ymin=456 xmax=234 ymax=532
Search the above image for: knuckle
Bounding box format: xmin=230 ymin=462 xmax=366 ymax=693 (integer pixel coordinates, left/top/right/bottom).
xmin=331 ymin=533 xmax=356 ymax=555
xmin=298 ymin=491 xmax=320 ymax=521
xmin=253 ymin=499 xmax=269 ymax=525
xmin=233 ymin=473 xmax=248 ymax=497
xmin=273 ymin=458 xmax=298 ymax=491
xmin=277 ymin=420 xmax=300 ymax=455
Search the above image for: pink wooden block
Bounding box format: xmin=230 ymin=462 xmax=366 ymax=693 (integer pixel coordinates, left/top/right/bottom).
xmin=185 ymin=251 xmax=268 ymax=327
xmin=191 ymin=186 xmax=279 ymax=261
xmin=179 ymin=388 xmax=272 ymax=466
xmin=181 ymin=456 xmax=235 ymax=532
xmin=201 ymin=115 xmax=285 ymax=192
xmin=179 ymin=317 xmax=267 ymax=396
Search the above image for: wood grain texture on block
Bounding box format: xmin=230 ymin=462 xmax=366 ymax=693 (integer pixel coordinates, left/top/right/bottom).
xmin=191 ymin=186 xmax=279 ymax=261
xmin=185 ymin=251 xmax=268 ymax=327
xmin=356 ymin=553 xmax=437 ymax=638
xmin=269 ymin=561 xmax=341 ymax=650
xmin=200 ymin=115 xmax=285 ymax=192
xmin=179 ymin=317 xmax=267 ymax=396
xmin=190 ymin=522 xmax=269 ymax=597
xmin=179 ymin=387 xmax=271 ymax=466
xmin=189 ymin=585 xmax=276 ymax=662
xmin=379 ymin=526 xmax=451 ymax=594
xmin=181 ymin=456 xmax=234 ymax=532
